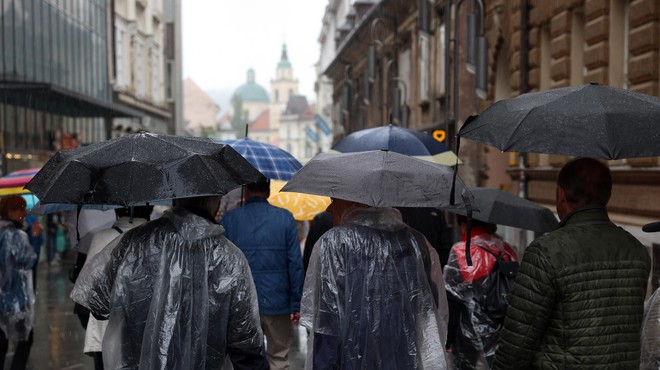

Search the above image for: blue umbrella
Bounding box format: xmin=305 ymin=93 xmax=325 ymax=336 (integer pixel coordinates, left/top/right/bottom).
xmin=332 ymin=125 xmax=460 ymax=165
xmin=218 ymin=138 xmax=302 ymax=181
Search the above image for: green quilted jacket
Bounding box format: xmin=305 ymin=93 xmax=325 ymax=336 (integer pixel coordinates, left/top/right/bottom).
xmin=493 ymin=204 xmax=651 ymax=370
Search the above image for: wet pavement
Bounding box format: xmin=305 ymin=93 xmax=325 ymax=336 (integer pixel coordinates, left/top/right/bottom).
xmin=9 ymin=259 xmax=307 ymax=369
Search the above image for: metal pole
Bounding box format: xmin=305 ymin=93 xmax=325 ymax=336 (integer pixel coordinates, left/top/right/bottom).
xmin=453 ymin=0 xmax=465 ymax=153
xmin=444 ymin=0 xmax=452 ymax=146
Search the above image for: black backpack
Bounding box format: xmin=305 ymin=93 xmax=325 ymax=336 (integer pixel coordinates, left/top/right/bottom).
xmin=474 ymin=245 xmax=519 ymax=319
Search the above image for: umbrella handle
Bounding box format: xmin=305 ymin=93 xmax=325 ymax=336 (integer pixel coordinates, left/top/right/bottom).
xmin=465 ymin=208 xmax=473 ymax=266
xmin=450 ymin=135 xmax=461 ymax=206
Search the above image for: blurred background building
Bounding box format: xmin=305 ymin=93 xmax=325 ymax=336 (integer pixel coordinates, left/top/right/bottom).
xmin=0 ymin=0 xmax=182 ymax=171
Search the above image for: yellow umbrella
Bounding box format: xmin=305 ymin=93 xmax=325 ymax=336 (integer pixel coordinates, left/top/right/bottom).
xmin=268 ymin=180 xmax=331 ymax=221
xmin=0 ymin=187 xmax=31 ymax=196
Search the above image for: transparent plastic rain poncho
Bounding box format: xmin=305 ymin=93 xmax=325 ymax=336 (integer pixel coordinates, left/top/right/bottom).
xmin=71 ymin=207 xmax=263 ymax=370
xmin=0 ymin=220 xmax=36 ymax=341
xmin=641 ymin=287 xmax=660 ymax=369
xmin=301 ymin=207 xmax=449 ymax=370
xmin=443 ymin=230 xmax=518 ymax=369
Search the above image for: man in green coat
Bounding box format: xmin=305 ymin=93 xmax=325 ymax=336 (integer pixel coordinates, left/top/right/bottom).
xmin=493 ymin=158 xmax=651 ymax=369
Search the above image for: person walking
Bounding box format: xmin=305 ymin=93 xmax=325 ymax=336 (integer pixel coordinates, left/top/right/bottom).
xmin=82 ymin=206 xmax=152 ymax=370
xmin=221 ymin=179 xmax=304 ymax=370
xmin=0 ymin=196 xmax=37 ymax=370
xmin=301 ymin=198 xmax=448 ymax=370
xmin=493 ymin=157 xmax=651 ymax=369
xmin=444 ymin=217 xmax=517 ymax=369
xmin=71 ymin=195 xmax=264 ymax=369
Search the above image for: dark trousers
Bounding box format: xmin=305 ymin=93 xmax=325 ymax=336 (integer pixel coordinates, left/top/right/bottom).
xmin=0 ymin=330 xmax=33 ymax=370
xmin=91 ymin=352 xmax=104 ymax=370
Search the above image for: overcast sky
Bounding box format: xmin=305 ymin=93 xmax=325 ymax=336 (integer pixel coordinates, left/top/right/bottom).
xmin=182 ymin=1 xmax=327 ymax=110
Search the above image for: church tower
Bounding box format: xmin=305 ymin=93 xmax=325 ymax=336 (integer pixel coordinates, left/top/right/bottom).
xmin=270 ymin=43 xmax=299 ymax=134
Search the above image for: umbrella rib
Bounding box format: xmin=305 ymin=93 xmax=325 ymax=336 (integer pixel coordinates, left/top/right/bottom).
xmin=500 ymin=106 xmax=541 ymax=152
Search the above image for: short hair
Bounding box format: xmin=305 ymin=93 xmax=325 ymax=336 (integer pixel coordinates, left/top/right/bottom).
xmin=246 ymin=179 xmax=270 ymax=195
xmin=456 ymin=215 xmax=497 ymax=234
xmin=173 ymin=195 xmax=222 ymax=215
xmin=115 ymin=205 xmax=154 ymax=220
xmin=557 ymin=157 xmax=612 ymax=206
xmin=0 ymin=195 xmax=26 ymax=221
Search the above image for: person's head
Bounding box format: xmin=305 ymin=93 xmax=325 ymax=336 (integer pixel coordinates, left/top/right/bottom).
xmin=115 ymin=205 xmax=154 ymax=221
xmin=244 ymin=179 xmax=270 ymax=199
xmin=0 ymin=195 xmax=27 ymax=223
xmin=326 ymin=197 xmax=369 ymax=226
xmin=556 ymin=157 xmax=612 ymax=219
xmin=173 ymin=195 xmax=223 ymax=217
xmin=456 ymin=215 xmax=497 ymax=235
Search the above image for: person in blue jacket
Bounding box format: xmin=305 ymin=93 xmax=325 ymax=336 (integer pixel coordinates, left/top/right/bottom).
xmin=221 ymin=178 xmax=304 ymax=370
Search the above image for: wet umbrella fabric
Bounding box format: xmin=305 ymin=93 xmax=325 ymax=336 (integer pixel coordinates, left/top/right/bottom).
xmin=281 ymin=150 xmax=475 ymax=211
xmin=218 ymin=138 xmax=302 ymax=181
xmin=26 ymin=133 xmax=265 ymax=206
xmin=332 ymin=124 xmax=460 ymax=165
xmin=445 ymin=187 xmax=558 ymax=233
xmin=457 ymin=83 xmax=660 ymax=159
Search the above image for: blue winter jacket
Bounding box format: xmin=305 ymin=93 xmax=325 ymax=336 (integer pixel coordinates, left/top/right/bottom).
xmin=221 ymin=197 xmax=304 ymax=315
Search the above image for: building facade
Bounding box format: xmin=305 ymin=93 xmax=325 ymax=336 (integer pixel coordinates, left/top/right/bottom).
xmin=0 ymin=0 xmax=181 ymax=174
xmin=182 ymin=77 xmax=220 ymax=137
xmin=0 ymin=0 xmax=142 ymax=173
xmin=111 ymin=0 xmax=177 ymax=135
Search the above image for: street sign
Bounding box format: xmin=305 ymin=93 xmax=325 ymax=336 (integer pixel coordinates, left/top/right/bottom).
xmin=432 ymin=129 xmax=446 ymax=142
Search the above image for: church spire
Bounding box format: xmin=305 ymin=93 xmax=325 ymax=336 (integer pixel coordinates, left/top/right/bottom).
xmin=277 ymin=43 xmax=292 ymax=69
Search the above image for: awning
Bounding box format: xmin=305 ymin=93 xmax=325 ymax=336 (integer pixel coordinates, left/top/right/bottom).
xmin=0 ymin=81 xmax=144 ymax=119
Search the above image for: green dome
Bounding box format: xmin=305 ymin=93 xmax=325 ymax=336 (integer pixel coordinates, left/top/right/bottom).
xmin=232 ymin=69 xmax=269 ymax=102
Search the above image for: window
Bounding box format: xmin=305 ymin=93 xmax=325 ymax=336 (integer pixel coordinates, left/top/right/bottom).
xmin=151 ymin=47 xmax=161 ymax=102
xmin=419 ymin=32 xmax=430 ymax=103
xmin=116 ymin=27 xmax=125 ymax=87
xmin=135 ymin=39 xmax=145 ymax=97
xmin=610 ymin=0 xmax=630 ymax=88
xmin=570 ymin=6 xmax=585 ymax=85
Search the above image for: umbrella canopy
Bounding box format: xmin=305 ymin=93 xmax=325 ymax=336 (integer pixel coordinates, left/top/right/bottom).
xmin=458 ymin=83 xmax=660 ymax=159
xmin=332 ymin=125 xmax=461 ymax=165
xmin=0 ymin=167 xmax=41 ymax=195
xmin=268 ymin=180 xmax=331 ymax=221
xmin=218 ymin=138 xmax=302 ymax=181
xmin=281 ymin=150 xmax=475 ymax=210
xmin=445 ymin=187 xmax=558 ymax=233
xmin=26 ymin=133 xmax=265 ymax=206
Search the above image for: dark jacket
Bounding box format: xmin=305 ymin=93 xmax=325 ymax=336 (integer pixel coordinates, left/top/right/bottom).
xmin=493 ymin=204 xmax=651 ymax=370
xmin=221 ymin=197 xmax=304 ymax=315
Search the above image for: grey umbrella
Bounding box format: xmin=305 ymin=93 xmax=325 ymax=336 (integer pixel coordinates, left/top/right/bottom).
xmin=280 ymin=150 xmax=476 ymax=211
xmin=446 ymin=187 xmax=558 ymax=233
xmin=457 ymin=83 xmax=660 ymax=159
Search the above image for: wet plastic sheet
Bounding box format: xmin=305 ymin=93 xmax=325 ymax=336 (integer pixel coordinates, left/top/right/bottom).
xmin=0 ymin=221 xmax=36 ymax=341
xmin=443 ymin=232 xmax=518 ymax=369
xmin=300 ymin=207 xmax=448 ymax=370
xmin=71 ymin=207 xmax=263 ymax=369
xmin=641 ymin=287 xmax=660 ymax=370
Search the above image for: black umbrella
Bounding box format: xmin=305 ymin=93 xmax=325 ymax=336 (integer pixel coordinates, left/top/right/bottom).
xmin=457 ymin=83 xmax=660 ymax=159
xmin=445 ymin=187 xmax=558 ymax=233
xmin=26 ymin=133 xmax=265 ymax=206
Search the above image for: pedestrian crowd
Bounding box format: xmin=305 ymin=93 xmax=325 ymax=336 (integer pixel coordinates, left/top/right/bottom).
xmin=0 ymin=156 xmax=658 ymax=370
